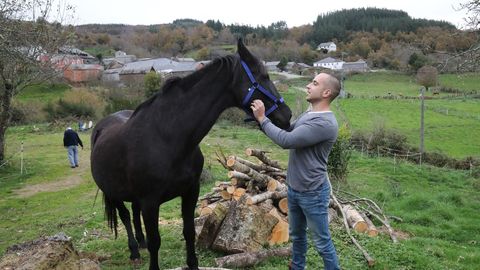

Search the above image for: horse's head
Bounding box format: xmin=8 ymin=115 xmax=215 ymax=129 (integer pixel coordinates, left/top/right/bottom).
xmin=234 ymin=39 xmax=292 ymax=130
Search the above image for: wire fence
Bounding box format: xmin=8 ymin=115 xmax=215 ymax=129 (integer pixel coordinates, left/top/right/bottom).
xmin=0 ymin=141 xmax=27 ymax=174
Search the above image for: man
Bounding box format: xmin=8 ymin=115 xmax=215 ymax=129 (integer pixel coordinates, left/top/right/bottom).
xmin=63 ymin=126 xmax=83 ymax=168
xmin=250 ymin=72 xmax=341 ymax=270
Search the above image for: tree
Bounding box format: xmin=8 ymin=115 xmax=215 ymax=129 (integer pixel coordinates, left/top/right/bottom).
xmin=408 ymin=53 xmax=429 ymax=72
xmin=0 ymin=0 xmax=75 ymax=161
xmin=455 ymin=0 xmax=480 ymax=71
xmin=144 ymin=71 xmax=162 ymax=98
xmin=277 ymin=56 xmax=288 ymax=72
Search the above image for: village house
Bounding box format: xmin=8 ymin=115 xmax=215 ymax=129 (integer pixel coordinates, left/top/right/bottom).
xmin=316 ymin=42 xmax=337 ymax=52
xmin=264 ymin=61 xmax=281 ymax=72
xmin=103 ymin=57 xmax=200 ymax=85
xmin=63 ymin=64 xmax=104 ymax=84
xmin=342 ymin=59 xmax=369 ymax=72
xmin=313 ymin=57 xmax=345 ymax=70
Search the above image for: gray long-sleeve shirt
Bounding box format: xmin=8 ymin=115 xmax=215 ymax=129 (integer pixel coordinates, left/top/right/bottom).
xmin=260 ymin=111 xmax=338 ymax=192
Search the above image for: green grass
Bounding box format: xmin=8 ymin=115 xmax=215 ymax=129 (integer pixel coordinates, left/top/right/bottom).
xmin=335 ymin=98 xmax=480 ymax=158
xmin=1 ymin=71 xmax=479 ymax=269
xmin=15 ymin=83 xmax=70 ymax=103
xmin=344 ymin=72 xmax=480 ymax=97
xmin=439 ymin=73 xmax=480 ymax=92
xmin=1 ymin=123 xmax=479 ymax=269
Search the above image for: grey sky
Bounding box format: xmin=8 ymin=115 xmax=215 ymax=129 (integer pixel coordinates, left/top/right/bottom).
xmin=68 ymin=0 xmax=468 ymax=28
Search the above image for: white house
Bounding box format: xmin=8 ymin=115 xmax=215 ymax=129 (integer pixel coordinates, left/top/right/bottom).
xmin=316 ymin=42 xmax=337 ymax=52
xmin=313 ymin=57 xmax=344 ymax=70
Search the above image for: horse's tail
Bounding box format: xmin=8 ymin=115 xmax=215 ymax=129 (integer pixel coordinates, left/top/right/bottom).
xmin=91 ymin=129 xmax=101 ymax=148
xmin=103 ymin=193 xmax=118 ymax=239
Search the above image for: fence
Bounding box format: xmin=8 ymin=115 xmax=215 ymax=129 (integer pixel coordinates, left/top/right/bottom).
xmin=0 ymin=141 xmax=27 ymax=174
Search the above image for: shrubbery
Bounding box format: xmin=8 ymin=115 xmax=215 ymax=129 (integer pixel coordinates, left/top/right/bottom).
xmin=45 ymin=89 xmax=105 ymax=121
xmin=328 ymin=124 xmax=353 ymax=182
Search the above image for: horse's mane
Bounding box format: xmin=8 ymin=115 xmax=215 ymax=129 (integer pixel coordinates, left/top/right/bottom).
xmin=130 ymin=55 xmax=237 ymax=118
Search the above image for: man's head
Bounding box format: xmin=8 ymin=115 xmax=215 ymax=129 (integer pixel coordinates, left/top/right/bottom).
xmin=66 ymin=126 xmax=72 ymax=130
xmin=305 ymin=73 xmax=341 ymax=104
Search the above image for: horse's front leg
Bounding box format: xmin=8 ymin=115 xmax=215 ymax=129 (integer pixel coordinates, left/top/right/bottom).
xmin=132 ymin=201 xmax=147 ymax=249
xmin=182 ymin=181 xmax=200 ymax=270
xmin=142 ymin=202 xmax=161 ymax=270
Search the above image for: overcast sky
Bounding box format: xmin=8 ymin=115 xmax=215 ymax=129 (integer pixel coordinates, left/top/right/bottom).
xmin=67 ymin=0 xmax=468 ymax=28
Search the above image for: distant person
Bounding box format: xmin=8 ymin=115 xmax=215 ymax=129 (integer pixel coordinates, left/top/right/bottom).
xmin=63 ymin=126 xmax=83 ymax=168
xmin=250 ymin=72 xmax=341 ymax=270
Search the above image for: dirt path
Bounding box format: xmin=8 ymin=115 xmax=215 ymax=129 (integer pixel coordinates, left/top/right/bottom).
xmin=14 ymin=151 xmax=91 ymax=198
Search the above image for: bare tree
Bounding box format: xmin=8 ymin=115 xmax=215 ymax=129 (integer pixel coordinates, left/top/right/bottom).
xmin=442 ymin=0 xmax=480 ymax=72
xmin=0 ymin=0 xmax=75 ymax=161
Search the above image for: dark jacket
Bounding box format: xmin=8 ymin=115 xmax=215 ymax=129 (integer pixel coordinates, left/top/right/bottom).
xmin=63 ymin=129 xmax=83 ymax=148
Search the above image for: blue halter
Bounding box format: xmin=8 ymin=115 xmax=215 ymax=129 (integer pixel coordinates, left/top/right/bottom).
xmin=240 ymin=60 xmax=285 ymax=121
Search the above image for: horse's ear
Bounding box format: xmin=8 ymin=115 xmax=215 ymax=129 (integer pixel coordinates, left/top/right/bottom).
xmin=237 ymin=38 xmax=260 ymax=68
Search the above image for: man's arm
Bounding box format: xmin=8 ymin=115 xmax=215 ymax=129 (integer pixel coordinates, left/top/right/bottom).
xmin=76 ymin=133 xmax=84 ymax=148
xmin=260 ymin=118 xmax=332 ymax=149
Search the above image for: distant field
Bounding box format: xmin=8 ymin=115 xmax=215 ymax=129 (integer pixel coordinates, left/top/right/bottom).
xmin=336 ymin=98 xmax=480 ymax=158
xmin=285 ymin=73 xmax=480 ymax=158
xmin=344 ymin=72 xmax=480 ymax=97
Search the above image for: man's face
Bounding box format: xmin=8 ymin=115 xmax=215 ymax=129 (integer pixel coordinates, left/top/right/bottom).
xmin=306 ymin=73 xmax=331 ymax=103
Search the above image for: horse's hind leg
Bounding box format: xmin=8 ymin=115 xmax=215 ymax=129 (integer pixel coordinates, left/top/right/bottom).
xmin=116 ymin=202 xmax=141 ymax=261
xmin=132 ymin=201 xmax=147 ymax=248
xmin=181 ymin=182 xmax=200 ymax=270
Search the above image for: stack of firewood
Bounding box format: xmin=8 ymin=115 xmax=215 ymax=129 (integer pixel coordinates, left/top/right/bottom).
xmin=195 ymin=148 xmax=399 ymax=268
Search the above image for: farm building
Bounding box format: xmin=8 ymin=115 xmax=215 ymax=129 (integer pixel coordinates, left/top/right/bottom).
xmin=313 ymin=57 xmax=345 ymax=70
xmin=63 ymin=64 xmax=103 ymax=84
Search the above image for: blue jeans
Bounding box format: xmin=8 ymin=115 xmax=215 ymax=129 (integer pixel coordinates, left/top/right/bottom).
xmin=67 ymin=145 xmax=79 ymax=167
xmin=288 ymin=182 xmax=340 ymax=270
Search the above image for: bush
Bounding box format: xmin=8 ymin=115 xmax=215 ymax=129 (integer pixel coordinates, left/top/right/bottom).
xmin=328 ymin=124 xmax=353 ymax=182
xmin=45 ymin=89 xmax=105 ymax=121
xmin=352 ymin=121 xmax=409 ymax=155
xmin=144 ymin=71 xmax=162 ymax=98
xmin=11 ymin=101 xmax=47 ymax=124
xmin=217 ymin=108 xmax=248 ymax=126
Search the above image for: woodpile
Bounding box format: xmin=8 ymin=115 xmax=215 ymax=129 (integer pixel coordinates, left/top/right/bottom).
xmin=195 ymin=148 xmax=400 ymax=268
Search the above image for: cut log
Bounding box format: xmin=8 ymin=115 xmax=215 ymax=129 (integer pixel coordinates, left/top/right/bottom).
xmin=212 ymin=198 xmax=279 ymax=254
xmin=246 ymin=191 xmax=273 ymax=205
xmin=220 ymin=190 xmax=232 ymax=200
xmin=215 ymin=247 xmax=291 ymax=268
xmin=257 ymin=199 xmax=274 ymax=213
xmin=230 ymin=177 xmax=247 ymax=188
xmin=360 ymin=213 xmax=379 ymax=237
xmin=265 ymin=171 xmax=287 ymax=179
xmin=228 ymin=171 xmax=251 ymax=188
xmin=246 ymin=189 xmax=287 ymax=205
xmin=268 ymin=208 xmax=289 ymax=245
xmin=232 ymin=188 xmax=246 ymax=201
xmin=226 ymin=159 xmax=274 ymax=190
xmin=278 ymin=197 xmax=288 ymax=214
xmin=200 ymin=195 xmax=222 ymax=208
xmin=267 ymin=179 xmax=286 ymax=192
xmin=328 ymin=207 xmax=338 ymax=224
xmin=226 ymin=185 xmax=236 ymax=194
xmin=245 ymin=148 xmax=283 ymax=169
xmin=196 ymin=202 xmax=230 ymax=249
xmin=343 ymin=204 xmax=368 ymax=233
xmin=229 ymin=155 xmax=282 ymax=172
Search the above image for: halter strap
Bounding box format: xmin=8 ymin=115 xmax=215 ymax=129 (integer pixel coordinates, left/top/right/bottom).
xmin=240 ymin=60 xmax=285 ymax=121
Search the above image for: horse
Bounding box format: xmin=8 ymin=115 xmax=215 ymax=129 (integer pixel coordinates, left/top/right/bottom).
xmin=90 ymin=39 xmax=292 ymax=270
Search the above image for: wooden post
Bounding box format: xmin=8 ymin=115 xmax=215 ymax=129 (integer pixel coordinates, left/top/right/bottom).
xmin=20 ymin=141 xmax=24 ymax=174
xmin=420 ymin=87 xmax=425 ymax=165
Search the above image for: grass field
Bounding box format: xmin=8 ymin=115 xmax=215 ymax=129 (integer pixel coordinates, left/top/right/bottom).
xmin=343 ymin=72 xmax=480 ymax=97
xmin=1 ymin=123 xmax=479 ymax=269
xmin=1 ymin=71 xmax=479 ymax=269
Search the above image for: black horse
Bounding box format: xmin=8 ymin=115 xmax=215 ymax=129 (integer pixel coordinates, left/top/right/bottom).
xmin=90 ymin=39 xmax=292 ymax=270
